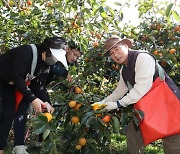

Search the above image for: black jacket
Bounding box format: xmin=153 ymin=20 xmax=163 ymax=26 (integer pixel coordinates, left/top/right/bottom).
xmin=0 ymin=44 xmax=50 ymax=102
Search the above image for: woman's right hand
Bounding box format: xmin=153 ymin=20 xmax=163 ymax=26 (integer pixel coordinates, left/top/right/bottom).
xmin=32 ymin=98 xmax=46 ymax=113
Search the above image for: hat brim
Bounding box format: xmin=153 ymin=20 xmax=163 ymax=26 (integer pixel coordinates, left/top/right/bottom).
xmin=104 ymin=39 xmax=132 ymax=56
xmin=50 ymin=48 xmax=68 ymax=70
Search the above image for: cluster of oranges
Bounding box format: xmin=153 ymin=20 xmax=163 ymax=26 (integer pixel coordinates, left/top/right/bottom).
xmin=91 ymin=103 xmax=111 ymax=123
xmin=68 ymin=101 xmax=82 ymax=111
xmin=75 ymin=137 xmax=87 ymax=150
xmin=68 ymin=101 xmax=82 ymax=124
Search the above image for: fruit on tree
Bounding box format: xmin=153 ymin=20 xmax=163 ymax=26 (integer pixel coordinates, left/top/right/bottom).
xmin=102 ymin=115 xmax=111 ymax=123
xmin=93 ymin=42 xmax=99 ymax=47
xmin=27 ymin=0 xmax=32 ymax=5
xmin=75 ymin=86 xmax=82 ymax=94
xmin=78 ymin=138 xmax=87 ymax=146
xmin=73 ymin=103 xmax=82 ymax=111
xmin=68 ymin=101 xmax=77 ymax=108
xmin=75 ymin=145 xmax=82 ymax=150
xmin=96 ymin=33 xmax=102 ymax=39
xmin=71 ymin=116 xmax=80 ymax=124
xmin=169 ymin=48 xmax=176 ymax=54
xmin=44 ymin=112 xmax=53 ymax=122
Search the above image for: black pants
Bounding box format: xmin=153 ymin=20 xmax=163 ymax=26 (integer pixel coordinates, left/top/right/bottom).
xmin=0 ymin=82 xmax=15 ymax=150
xmin=14 ymin=98 xmax=43 ymax=146
xmin=14 ymin=97 xmax=30 ymax=146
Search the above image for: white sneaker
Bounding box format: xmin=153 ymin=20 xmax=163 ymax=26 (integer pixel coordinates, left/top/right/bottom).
xmin=12 ymin=145 xmax=29 ymax=154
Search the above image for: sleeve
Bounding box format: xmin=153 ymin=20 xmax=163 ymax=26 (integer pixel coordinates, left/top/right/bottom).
xmin=45 ymin=64 xmax=68 ymax=85
xmin=29 ymin=73 xmax=51 ymax=103
xmin=120 ymin=53 xmax=155 ymax=107
xmin=12 ymin=45 xmax=37 ymax=102
xmin=50 ymin=64 xmax=68 ymax=77
xmin=102 ymin=67 xmax=128 ymax=103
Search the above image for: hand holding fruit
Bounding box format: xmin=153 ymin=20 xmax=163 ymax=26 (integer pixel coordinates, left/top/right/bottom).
xmin=32 ymin=98 xmax=46 ymax=113
xmin=43 ymin=102 xmax=54 ymax=114
xmin=91 ymin=101 xmax=122 ymax=111
xmin=104 ymin=102 xmax=121 ymax=111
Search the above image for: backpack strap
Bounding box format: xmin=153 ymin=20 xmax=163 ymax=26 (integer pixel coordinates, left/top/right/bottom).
xmin=29 ymin=44 xmax=37 ymax=79
xmin=138 ymin=51 xmax=165 ymax=81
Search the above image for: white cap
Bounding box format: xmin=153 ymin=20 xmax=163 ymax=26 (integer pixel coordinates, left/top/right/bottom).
xmin=49 ymin=48 xmax=68 ymax=70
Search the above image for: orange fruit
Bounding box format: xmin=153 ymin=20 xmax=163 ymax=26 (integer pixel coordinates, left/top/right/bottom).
xmin=75 ymin=145 xmax=82 ymax=150
xmin=73 ymin=103 xmax=82 ymax=111
xmin=71 ymin=116 xmax=80 ymax=124
xmin=93 ymin=42 xmax=99 ymax=47
xmin=46 ymin=1 xmax=53 ymax=7
xmin=43 ymin=112 xmax=53 ymax=122
xmin=96 ymin=33 xmax=102 ymax=39
xmin=153 ymin=50 xmax=158 ymax=55
xmin=75 ymin=86 xmax=82 ymax=94
xmin=91 ymin=31 xmax=95 ymax=36
xmin=102 ymin=115 xmax=111 ymax=123
xmin=71 ymin=21 xmax=78 ymax=28
xmin=92 ymin=104 xmax=100 ymax=110
xmin=169 ymin=48 xmax=176 ymax=54
xmin=158 ymin=53 xmax=163 ymax=57
xmin=78 ymin=138 xmax=86 ymax=146
xmin=174 ymin=25 xmax=180 ymax=32
xmin=27 ymin=0 xmax=32 ymax=5
xmin=68 ymin=101 xmax=77 ymax=108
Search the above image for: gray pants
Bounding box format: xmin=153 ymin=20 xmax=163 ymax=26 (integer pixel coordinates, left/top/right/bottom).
xmin=126 ymin=121 xmax=180 ymax=154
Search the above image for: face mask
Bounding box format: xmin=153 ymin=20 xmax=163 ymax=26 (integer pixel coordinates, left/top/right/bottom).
xmin=45 ymin=55 xmax=58 ymax=65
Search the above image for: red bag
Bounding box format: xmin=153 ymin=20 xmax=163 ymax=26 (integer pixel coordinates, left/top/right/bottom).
xmin=134 ymin=77 xmax=180 ymax=145
xmin=15 ymin=81 xmax=31 ymax=112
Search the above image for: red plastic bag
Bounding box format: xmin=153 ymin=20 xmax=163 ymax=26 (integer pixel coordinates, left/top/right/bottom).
xmin=134 ymin=77 xmax=180 ymax=145
xmin=15 ymin=81 xmax=31 ymax=112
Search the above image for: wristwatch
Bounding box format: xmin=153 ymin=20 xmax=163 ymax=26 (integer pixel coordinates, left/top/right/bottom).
xmin=116 ymin=101 xmax=122 ymax=108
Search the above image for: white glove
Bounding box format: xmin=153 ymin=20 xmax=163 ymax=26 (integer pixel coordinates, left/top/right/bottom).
xmin=104 ymin=101 xmax=122 ymax=111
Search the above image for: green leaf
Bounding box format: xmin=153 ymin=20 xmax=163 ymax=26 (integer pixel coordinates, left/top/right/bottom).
xmin=86 ymin=116 xmax=95 ymax=128
xmin=165 ymin=3 xmax=173 ymax=17
xmin=101 ymin=12 xmax=107 ymax=18
xmin=33 ymin=123 xmax=46 ymax=135
xmin=111 ymin=116 xmax=120 ymax=133
xmin=80 ymin=112 xmax=94 ymax=127
xmin=47 ymin=121 xmax=57 ymax=131
xmin=0 ymin=0 xmax=2 ymax=6
xmin=172 ymin=11 xmax=180 ymax=21
xmin=42 ymin=138 xmax=53 ymax=152
xmin=114 ymin=2 xmax=122 ymax=6
xmin=43 ymin=129 xmax=50 ymax=140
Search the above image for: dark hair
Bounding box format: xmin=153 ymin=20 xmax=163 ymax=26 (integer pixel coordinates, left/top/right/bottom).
xmin=68 ymin=40 xmax=80 ymax=51
xmin=41 ymin=36 xmax=67 ymax=56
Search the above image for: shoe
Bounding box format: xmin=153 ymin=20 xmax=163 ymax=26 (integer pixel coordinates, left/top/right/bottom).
xmin=12 ymin=145 xmax=29 ymax=154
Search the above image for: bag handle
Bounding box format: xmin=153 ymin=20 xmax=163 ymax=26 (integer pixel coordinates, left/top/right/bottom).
xmin=29 ymin=44 xmax=38 ymax=78
xmin=156 ymin=63 xmax=165 ymax=81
